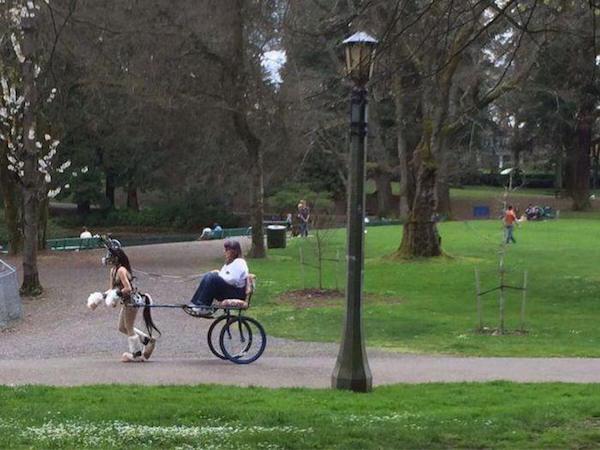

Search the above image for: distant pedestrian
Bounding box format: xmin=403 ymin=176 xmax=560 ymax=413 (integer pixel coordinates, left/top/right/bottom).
xmin=212 ymin=223 xmax=223 ymax=239
xmin=297 ymin=200 xmax=310 ymax=237
xmin=503 ymin=205 xmax=518 ymax=244
xmin=285 ymin=213 xmax=293 ymax=232
xmin=80 ymin=227 xmax=93 ymax=239
xmin=199 ymin=227 xmax=213 ymax=240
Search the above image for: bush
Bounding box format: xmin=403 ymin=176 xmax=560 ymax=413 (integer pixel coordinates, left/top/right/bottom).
xmin=459 ymin=171 xmax=556 ymax=188
xmin=55 ymin=190 xmax=241 ymax=231
xmin=267 ymin=183 xmax=335 ymax=215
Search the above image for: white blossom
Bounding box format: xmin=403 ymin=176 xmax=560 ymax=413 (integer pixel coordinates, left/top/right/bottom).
xmin=10 ymin=33 xmax=25 ymax=64
xmin=46 ymin=88 xmax=57 ymax=103
xmin=44 ymin=173 xmax=51 ymax=183
xmin=57 ymin=160 xmax=71 ymax=173
xmin=47 ymin=187 xmax=61 ymax=198
xmin=44 ymin=134 xmax=51 ymax=141
xmin=28 ymin=127 xmax=35 ymax=140
xmin=81 ymin=166 xmax=88 ymax=173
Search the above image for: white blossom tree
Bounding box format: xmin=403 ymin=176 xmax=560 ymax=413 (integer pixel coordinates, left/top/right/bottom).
xmin=0 ymin=0 xmax=71 ymax=295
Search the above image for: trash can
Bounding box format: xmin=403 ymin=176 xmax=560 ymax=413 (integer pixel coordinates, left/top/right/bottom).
xmin=266 ymin=225 xmax=286 ymax=249
xmin=473 ymin=205 xmax=490 ymax=219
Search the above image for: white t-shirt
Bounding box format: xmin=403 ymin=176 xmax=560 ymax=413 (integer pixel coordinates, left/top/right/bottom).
xmin=80 ymin=231 xmax=92 ymax=238
xmin=219 ymin=258 xmax=249 ymax=288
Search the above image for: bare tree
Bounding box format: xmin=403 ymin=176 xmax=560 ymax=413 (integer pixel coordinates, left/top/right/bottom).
xmin=367 ymin=0 xmax=545 ymax=257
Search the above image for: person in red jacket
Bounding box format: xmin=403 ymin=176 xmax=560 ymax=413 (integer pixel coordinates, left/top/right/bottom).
xmin=503 ymin=205 xmax=518 ymax=244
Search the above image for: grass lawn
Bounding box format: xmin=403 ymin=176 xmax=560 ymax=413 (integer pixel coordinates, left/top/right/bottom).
xmin=248 ymin=218 xmax=600 ymax=357
xmin=449 ymin=185 xmax=557 ymax=199
xmin=1 ymin=383 xmax=600 ymax=449
xmin=365 ymin=181 xmax=566 ymax=198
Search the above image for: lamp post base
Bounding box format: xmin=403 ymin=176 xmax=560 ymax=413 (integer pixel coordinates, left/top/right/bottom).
xmin=332 ymin=345 xmax=372 ymax=392
xmin=332 ymin=374 xmax=372 ymax=393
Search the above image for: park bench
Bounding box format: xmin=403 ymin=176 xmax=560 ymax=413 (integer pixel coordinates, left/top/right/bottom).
xmin=210 ymin=227 xmax=252 ymax=239
xmin=47 ymin=236 xmax=102 ymax=251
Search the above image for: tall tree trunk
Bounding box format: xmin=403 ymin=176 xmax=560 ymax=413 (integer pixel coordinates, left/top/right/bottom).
xmin=592 ymin=144 xmax=599 ymax=189
xmin=248 ymin=150 xmax=265 ymax=258
xmin=127 ymin=182 xmax=139 ymax=211
xmin=567 ymin=99 xmax=593 ymax=210
xmin=435 ymin=150 xmax=451 ymax=219
xmin=77 ymin=199 xmax=91 ymax=215
xmin=397 ymin=129 xmax=441 ymax=258
xmin=397 ymin=62 xmax=457 ymax=258
xmin=0 ymin=147 xmax=23 ymax=255
xmin=37 ymin=196 xmax=48 ymax=250
xmin=105 ymin=170 xmax=116 ymax=208
xmin=20 ymin=13 xmax=42 ymax=296
xmin=373 ymin=170 xmax=393 ymax=217
xmin=229 ymin=0 xmax=265 ymax=258
xmin=393 ymin=81 xmax=414 ymax=221
xmin=554 ymin=146 xmax=564 ymax=190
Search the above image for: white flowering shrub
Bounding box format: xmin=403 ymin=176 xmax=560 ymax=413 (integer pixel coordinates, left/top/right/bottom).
xmin=0 ymin=0 xmax=69 ymax=200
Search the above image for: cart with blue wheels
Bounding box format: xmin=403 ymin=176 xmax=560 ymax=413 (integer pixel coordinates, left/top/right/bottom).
xmin=183 ymin=274 xmax=266 ymax=364
xmin=136 ymin=274 xmax=266 ymax=364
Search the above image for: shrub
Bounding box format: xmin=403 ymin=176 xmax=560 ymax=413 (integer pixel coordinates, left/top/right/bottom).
xmin=267 ymin=183 xmax=335 ymax=215
xmin=55 ymin=189 xmax=241 ymax=231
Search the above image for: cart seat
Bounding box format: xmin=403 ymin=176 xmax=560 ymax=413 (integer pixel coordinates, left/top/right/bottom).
xmin=214 ymin=274 xmax=256 ymax=310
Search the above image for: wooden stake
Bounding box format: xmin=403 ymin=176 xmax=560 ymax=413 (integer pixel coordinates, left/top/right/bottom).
xmin=299 ymin=245 xmax=305 ymax=289
xmin=520 ymin=270 xmax=528 ymax=331
xmin=334 ymin=250 xmax=340 ymax=291
xmin=499 ymin=259 xmax=505 ymax=334
xmin=475 ymin=267 xmax=482 ymax=330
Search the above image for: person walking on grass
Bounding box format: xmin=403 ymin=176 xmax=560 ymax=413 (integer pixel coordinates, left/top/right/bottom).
xmin=503 ymin=205 xmax=518 ymax=244
xmin=297 ymin=200 xmax=310 ymax=237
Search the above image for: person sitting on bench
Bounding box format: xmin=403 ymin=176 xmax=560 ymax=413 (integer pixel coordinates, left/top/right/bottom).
xmin=188 ymin=239 xmax=248 ymax=317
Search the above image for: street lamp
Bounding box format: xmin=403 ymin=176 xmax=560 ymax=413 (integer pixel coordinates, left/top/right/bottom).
xmin=332 ymin=31 xmax=378 ymax=393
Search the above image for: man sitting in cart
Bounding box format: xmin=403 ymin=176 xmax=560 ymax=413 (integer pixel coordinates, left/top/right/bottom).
xmin=188 ymin=239 xmax=249 ymax=317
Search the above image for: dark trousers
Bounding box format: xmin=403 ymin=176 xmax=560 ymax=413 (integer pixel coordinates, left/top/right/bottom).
xmin=190 ymin=272 xmax=245 ymax=306
xmin=299 ymin=221 xmax=309 ymax=237
xmin=505 ymin=225 xmax=516 ymax=244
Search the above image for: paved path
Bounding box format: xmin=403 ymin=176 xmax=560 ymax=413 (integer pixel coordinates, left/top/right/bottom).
xmin=1 ymin=239 xmax=599 ymax=387
xmin=3 ymin=355 xmax=600 ymax=387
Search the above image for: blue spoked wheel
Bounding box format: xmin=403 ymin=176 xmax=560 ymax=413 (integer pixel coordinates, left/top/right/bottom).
xmin=207 ymin=315 xmax=231 ymax=360
xmin=219 ymin=316 xmax=267 ymax=364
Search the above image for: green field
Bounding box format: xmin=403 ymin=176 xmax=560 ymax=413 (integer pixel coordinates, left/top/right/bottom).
xmin=3 ymin=205 xmax=600 ymax=450
xmin=249 ymin=218 xmax=600 ymax=357
xmin=1 ymin=383 xmax=600 ymax=449
xmin=365 ymin=181 xmax=563 ymax=198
